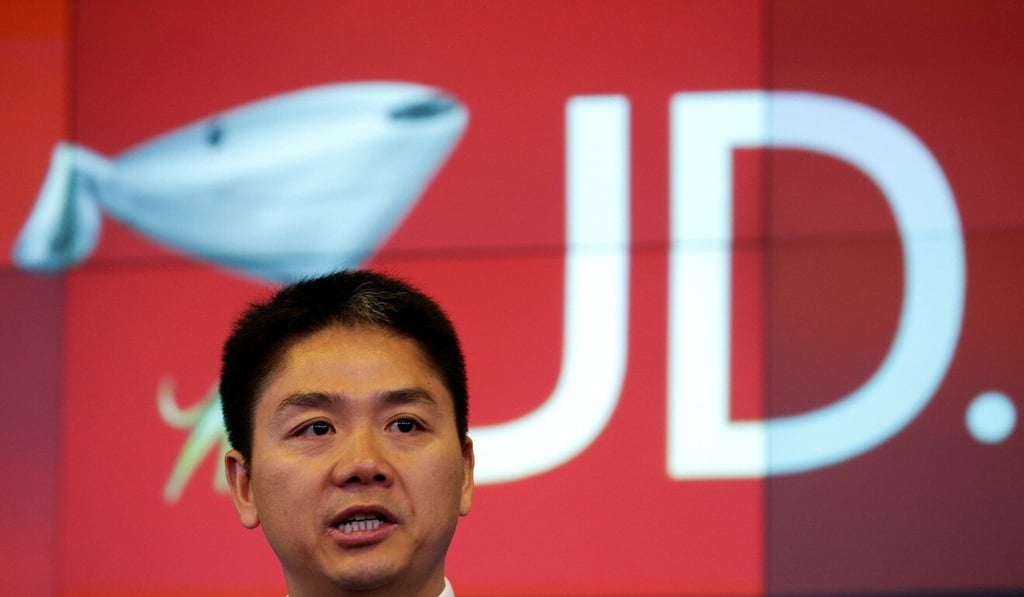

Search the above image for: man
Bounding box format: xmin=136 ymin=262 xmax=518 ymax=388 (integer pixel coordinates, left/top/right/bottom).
xmin=220 ymin=270 xmax=474 ymax=597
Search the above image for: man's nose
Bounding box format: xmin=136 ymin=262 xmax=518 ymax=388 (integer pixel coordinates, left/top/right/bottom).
xmin=331 ymin=427 xmax=393 ymax=487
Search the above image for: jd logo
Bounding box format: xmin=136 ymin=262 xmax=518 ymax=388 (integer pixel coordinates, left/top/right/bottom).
xmin=159 ymin=90 xmax=966 ymax=499
xmin=471 ymin=91 xmax=965 ymax=483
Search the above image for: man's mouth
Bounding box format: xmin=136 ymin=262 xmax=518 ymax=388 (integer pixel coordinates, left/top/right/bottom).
xmin=336 ymin=513 xmax=388 ymax=534
xmin=329 ymin=507 xmax=397 ymax=538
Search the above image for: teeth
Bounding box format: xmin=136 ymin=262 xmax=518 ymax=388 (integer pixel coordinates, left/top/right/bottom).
xmin=338 ymin=514 xmax=385 ymax=533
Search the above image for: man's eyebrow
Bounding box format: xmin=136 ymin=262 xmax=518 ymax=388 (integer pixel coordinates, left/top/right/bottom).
xmin=272 ymin=391 xmax=341 ymax=418
xmin=380 ymin=387 xmax=440 ymax=410
xmin=270 ymin=388 xmax=438 ymax=419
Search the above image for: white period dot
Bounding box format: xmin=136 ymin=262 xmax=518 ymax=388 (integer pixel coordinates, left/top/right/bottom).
xmin=966 ymin=391 xmax=1017 ymax=444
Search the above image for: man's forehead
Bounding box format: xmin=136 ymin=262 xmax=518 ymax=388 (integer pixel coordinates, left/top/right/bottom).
xmin=255 ymin=324 xmax=456 ymax=416
xmin=273 ymin=323 xmax=436 ymax=372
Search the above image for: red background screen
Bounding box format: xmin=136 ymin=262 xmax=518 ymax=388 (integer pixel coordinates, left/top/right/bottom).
xmin=1 ymin=1 xmax=1021 ymax=595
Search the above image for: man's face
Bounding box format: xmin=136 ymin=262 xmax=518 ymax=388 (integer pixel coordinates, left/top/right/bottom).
xmin=225 ymin=324 xmax=474 ymax=597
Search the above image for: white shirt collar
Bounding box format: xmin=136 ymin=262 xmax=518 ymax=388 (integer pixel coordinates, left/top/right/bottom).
xmin=440 ymin=577 xmax=455 ymax=597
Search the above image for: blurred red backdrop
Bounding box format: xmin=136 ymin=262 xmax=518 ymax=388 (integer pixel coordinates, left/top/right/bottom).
xmin=1 ymin=1 xmax=1021 ymax=595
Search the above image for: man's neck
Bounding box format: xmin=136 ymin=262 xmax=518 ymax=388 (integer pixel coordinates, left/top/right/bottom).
xmin=285 ymin=575 xmax=451 ymax=597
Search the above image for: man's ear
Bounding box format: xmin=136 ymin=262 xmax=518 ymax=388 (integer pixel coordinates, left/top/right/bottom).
xmin=459 ymin=436 xmax=475 ymax=517
xmin=225 ymin=449 xmax=261 ymax=529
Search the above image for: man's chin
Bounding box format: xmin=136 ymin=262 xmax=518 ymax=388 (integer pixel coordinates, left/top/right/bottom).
xmin=283 ymin=537 xmax=443 ymax=596
xmin=325 ymin=554 xmax=413 ymax=593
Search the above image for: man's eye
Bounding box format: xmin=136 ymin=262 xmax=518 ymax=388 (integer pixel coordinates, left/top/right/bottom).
xmin=301 ymin=421 xmax=333 ymax=436
xmin=390 ymin=418 xmax=419 ymax=433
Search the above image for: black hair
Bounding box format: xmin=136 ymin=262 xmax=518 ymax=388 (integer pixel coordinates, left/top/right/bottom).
xmin=220 ymin=269 xmax=468 ymax=462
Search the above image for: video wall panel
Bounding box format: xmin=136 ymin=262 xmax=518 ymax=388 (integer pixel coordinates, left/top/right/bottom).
xmin=1 ymin=1 xmax=1021 ymax=595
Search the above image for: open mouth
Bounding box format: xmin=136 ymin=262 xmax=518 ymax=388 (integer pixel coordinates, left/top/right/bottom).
xmin=336 ymin=513 xmax=388 ymax=534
